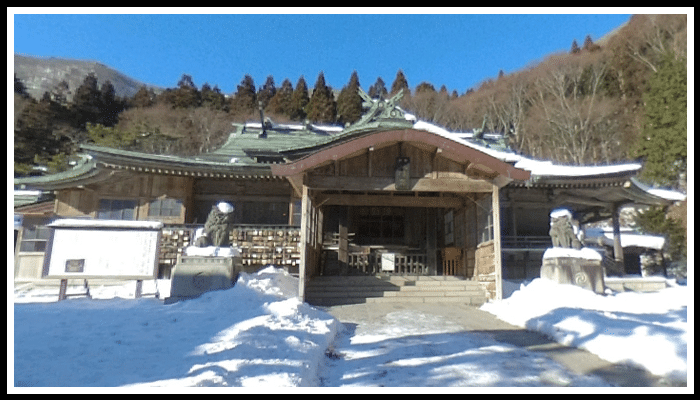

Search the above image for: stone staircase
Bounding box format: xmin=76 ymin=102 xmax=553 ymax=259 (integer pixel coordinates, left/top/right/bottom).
xmin=304 ymin=275 xmax=487 ymax=307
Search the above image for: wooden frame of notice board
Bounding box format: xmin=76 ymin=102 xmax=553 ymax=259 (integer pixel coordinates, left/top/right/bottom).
xmin=42 ymin=219 xmax=163 ymax=300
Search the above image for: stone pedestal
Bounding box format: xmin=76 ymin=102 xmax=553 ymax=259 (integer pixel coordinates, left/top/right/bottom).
xmin=165 ymin=254 xmax=241 ymax=304
xmin=540 ymin=248 xmax=605 ymax=294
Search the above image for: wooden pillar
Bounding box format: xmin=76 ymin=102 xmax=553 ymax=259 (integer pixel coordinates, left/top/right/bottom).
xmin=338 ymin=206 xmax=349 ymax=275
xmin=611 ymin=202 xmax=625 ymax=265
xmin=298 ymin=184 xmax=310 ymax=300
xmin=426 ymin=208 xmax=437 ymax=275
xmin=492 ymin=185 xmax=503 ymax=300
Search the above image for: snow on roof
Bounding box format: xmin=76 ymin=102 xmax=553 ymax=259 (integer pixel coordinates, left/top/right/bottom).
xmin=14 ymin=190 xmax=43 ymax=197
xmin=412 ymin=120 xmax=522 ymax=162
xmin=244 ymin=121 xmax=344 ymax=133
xmin=48 ymin=219 xmax=164 ymax=230
xmin=631 ymin=177 xmax=687 ymax=202
xmin=411 ymin=119 xmax=646 ymax=177
xmin=585 ymin=227 xmax=666 ymax=250
xmin=512 ymin=158 xmax=642 ymax=177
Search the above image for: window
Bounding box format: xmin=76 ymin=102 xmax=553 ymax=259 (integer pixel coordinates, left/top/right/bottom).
xmin=97 ymin=199 xmax=137 ymax=220
xmin=148 ymin=198 xmax=182 ymax=217
xmin=19 ymin=224 xmax=51 ymax=252
xmin=476 ymin=194 xmax=494 ymax=244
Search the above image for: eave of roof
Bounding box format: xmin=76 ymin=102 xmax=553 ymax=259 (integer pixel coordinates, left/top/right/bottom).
xmin=79 ymin=144 xmax=275 ymax=177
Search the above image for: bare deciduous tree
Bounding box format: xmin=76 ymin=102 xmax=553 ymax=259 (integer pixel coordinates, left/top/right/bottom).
xmin=526 ymin=54 xmax=622 ymax=164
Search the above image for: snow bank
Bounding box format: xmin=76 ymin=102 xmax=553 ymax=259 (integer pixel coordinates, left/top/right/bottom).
xmin=13 ymin=267 xmax=341 ymax=388
xmin=481 ymin=278 xmax=688 ymax=382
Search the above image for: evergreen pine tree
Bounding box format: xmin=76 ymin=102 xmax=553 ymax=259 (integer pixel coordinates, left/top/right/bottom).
xmin=290 ymin=76 xmax=310 ymax=121
xmin=582 ymin=35 xmax=601 ymax=52
xmin=306 ymin=72 xmax=336 ymax=123
xmin=570 ymin=39 xmax=581 ymax=54
xmin=336 ymin=71 xmax=363 ymax=126
xmin=390 ymin=70 xmax=409 ymax=96
xmin=173 ymin=74 xmax=201 ymax=109
xmin=14 ymin=96 xmax=69 ymax=176
xmin=257 ymin=75 xmax=277 ymax=110
xmin=232 ymin=75 xmax=257 ymax=115
xmin=98 ymin=80 xmax=121 ymax=127
xmin=635 ymin=206 xmax=686 ymax=265
xmin=72 ymin=73 xmax=101 ymax=128
xmin=635 ymin=52 xmax=687 ymax=188
xmin=265 ymin=78 xmax=294 ymax=118
xmin=368 ymin=77 xmax=388 ymax=99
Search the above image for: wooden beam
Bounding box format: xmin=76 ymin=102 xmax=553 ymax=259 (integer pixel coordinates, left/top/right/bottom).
xmin=316 ymin=193 xmax=464 ymax=208
xmin=307 ymin=175 xmax=494 ymax=193
xmin=285 ymin=174 xmax=304 ymax=198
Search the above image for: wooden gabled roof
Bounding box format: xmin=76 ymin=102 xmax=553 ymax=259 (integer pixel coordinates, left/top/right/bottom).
xmin=270 ymin=128 xmax=532 ymax=182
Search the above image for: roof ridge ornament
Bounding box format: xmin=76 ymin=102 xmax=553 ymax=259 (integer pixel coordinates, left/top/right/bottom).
xmin=343 ymin=87 xmax=413 ymax=134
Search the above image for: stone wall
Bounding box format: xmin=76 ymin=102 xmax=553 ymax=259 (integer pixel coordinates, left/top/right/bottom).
xmin=475 ymin=241 xmax=496 ymax=299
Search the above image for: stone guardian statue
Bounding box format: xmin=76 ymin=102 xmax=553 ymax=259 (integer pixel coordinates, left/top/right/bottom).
xmin=549 ymin=209 xmax=582 ymax=250
xmin=196 ymin=202 xmax=235 ymax=248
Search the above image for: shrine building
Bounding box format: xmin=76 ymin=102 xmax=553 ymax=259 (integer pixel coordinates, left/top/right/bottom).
xmin=13 ymin=91 xmax=684 ymax=304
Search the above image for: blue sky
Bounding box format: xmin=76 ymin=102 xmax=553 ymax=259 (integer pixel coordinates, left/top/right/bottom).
xmin=11 ymin=9 xmax=634 ymax=95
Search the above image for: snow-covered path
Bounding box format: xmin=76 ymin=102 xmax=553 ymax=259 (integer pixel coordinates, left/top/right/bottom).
xmin=317 ymin=309 xmax=609 ymax=387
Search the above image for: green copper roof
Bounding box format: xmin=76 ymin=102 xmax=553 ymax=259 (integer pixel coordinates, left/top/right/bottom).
xmin=195 ymin=122 xmax=341 ymax=164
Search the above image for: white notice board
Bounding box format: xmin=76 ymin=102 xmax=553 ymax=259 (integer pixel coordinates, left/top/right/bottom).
xmin=381 ymin=252 xmax=395 ymax=272
xmin=43 ymin=219 xmax=162 ymax=280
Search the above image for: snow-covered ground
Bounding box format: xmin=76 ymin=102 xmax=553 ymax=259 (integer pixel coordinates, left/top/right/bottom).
xmin=484 ymin=278 xmax=689 ymax=385
xmin=11 ymin=267 xmax=690 ymax=390
xmin=12 ymin=267 xmax=340 ymax=389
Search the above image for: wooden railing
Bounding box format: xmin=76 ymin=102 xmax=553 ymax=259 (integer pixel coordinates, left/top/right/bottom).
xmin=347 ymin=251 xmax=428 ymax=275
xmin=501 ymin=236 xmax=552 ymax=251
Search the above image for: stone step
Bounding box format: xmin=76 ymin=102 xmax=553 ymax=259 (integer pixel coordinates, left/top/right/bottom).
xmin=305 ymin=275 xmax=487 ymax=306
xmin=306 ymin=294 xmax=487 ymax=307
xmin=307 ymin=275 xmax=478 ymax=286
